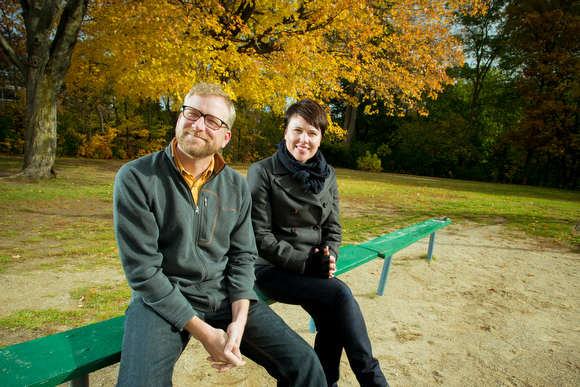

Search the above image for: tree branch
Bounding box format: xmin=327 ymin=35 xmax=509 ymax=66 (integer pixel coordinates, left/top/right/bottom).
xmin=19 ymin=0 xmax=29 ymax=19
xmin=50 ymin=0 xmax=88 ymax=82
xmin=0 ymin=33 xmax=28 ymax=78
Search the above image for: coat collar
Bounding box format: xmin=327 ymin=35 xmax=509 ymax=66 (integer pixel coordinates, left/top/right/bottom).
xmin=269 ymin=151 xmax=332 ymax=207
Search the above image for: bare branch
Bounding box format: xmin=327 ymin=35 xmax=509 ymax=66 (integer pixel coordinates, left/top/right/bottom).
xmin=19 ymin=0 xmax=29 ymax=18
xmin=0 ymin=33 xmax=28 ymax=78
xmin=51 ymin=0 xmax=88 ymax=82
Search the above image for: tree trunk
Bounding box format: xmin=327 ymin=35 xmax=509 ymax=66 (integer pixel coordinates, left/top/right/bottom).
xmin=572 ymin=154 xmax=579 ymax=190
xmin=163 ymin=96 xmax=177 ymax=140
xmin=560 ymin=154 xmax=569 ymax=189
xmin=343 ymin=81 xmax=361 ymax=145
xmin=148 ymin=99 xmax=152 ymax=129
xmin=95 ymin=102 xmax=105 ymax=135
xmin=0 ymin=0 xmax=88 ymax=179
xmin=521 ymin=147 xmax=533 ymax=186
xmin=20 ymin=74 xmax=58 ymax=178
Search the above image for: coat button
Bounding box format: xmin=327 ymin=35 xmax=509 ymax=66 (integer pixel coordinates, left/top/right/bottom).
xmin=313 ymin=225 xmax=320 ymax=230
xmin=291 ymin=228 xmax=298 ymax=233
xmin=323 ymin=202 xmax=328 ymax=208
xmin=292 ymin=209 xmax=298 ymax=214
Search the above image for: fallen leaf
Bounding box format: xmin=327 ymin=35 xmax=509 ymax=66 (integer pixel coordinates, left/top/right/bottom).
xmin=527 ymin=273 xmax=535 ymax=277
xmin=12 ymin=254 xmax=20 ymax=259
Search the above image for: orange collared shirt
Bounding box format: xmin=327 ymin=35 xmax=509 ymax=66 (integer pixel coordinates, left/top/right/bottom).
xmin=172 ymin=141 xmax=214 ymax=204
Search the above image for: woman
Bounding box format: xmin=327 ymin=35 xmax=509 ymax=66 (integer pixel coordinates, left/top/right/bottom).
xmin=246 ymin=98 xmax=389 ymax=387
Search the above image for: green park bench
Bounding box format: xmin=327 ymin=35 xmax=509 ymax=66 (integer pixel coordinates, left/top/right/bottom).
xmin=258 ymin=217 xmax=452 ymax=331
xmin=0 ymin=316 xmax=125 ymax=387
xmin=339 ymin=216 xmax=452 ymax=296
xmin=0 ymin=217 xmax=451 ymax=387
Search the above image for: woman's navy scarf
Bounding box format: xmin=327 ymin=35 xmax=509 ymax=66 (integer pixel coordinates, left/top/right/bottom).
xmin=277 ymin=140 xmax=330 ymax=194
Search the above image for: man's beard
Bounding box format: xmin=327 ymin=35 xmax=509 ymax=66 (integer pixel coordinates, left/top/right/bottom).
xmin=176 ymin=130 xmax=222 ymax=158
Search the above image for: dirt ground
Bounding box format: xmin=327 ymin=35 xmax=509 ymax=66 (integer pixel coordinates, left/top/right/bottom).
xmin=2 ymin=220 xmax=580 ymax=386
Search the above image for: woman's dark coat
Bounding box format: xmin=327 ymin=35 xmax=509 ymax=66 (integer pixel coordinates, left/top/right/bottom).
xmin=246 ymin=151 xmax=342 ymax=273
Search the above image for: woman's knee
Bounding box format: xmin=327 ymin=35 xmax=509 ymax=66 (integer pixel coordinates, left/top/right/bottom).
xmin=327 ymin=279 xmax=354 ymax=306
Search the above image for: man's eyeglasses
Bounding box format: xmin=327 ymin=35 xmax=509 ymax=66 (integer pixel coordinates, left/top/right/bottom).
xmin=181 ymin=105 xmax=228 ymax=131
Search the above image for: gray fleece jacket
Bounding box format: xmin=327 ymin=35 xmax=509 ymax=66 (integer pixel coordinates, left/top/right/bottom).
xmin=113 ymin=142 xmax=258 ymax=330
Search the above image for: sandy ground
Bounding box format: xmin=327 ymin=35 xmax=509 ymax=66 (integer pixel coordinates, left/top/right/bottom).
xmin=2 ymin=221 xmax=580 ymax=386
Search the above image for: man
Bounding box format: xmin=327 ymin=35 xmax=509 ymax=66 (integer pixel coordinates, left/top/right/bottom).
xmin=113 ymin=82 xmax=326 ymax=386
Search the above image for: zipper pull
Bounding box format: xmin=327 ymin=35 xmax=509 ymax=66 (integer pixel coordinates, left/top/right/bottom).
xmin=195 ymin=205 xmax=199 ymax=214
xmin=204 ymin=197 xmax=208 ymax=207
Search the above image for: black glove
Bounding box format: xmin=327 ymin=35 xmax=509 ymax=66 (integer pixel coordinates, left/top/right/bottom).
xmin=303 ymin=249 xmax=331 ymax=278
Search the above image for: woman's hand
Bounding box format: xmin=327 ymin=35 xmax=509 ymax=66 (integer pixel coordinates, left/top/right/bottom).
xmin=305 ymin=246 xmax=336 ymax=278
xmin=323 ymin=246 xmax=337 ymax=278
xmin=326 ymin=246 xmax=337 ymax=278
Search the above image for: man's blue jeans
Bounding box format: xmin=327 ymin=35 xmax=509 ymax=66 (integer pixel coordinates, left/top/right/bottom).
xmin=116 ymin=296 xmax=326 ymax=387
xmin=255 ymin=265 xmax=389 ymax=387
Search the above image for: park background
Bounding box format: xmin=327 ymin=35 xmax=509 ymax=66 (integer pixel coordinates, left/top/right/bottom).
xmin=1 ymin=0 xmax=579 ymax=189
xmin=1 ymin=156 xmax=579 ymax=386
xmin=2 ymin=0 xmax=580 ymax=386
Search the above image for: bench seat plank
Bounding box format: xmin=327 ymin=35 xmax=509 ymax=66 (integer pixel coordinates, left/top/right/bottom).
xmin=0 ymin=316 xmax=125 ymax=387
xmin=359 ymin=217 xmax=452 ymax=259
xmin=333 ymin=244 xmax=381 ymax=276
xmin=258 ymin=218 xmax=451 ymax=303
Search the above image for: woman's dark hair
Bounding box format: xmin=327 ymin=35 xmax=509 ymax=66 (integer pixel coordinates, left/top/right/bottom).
xmin=284 ymin=98 xmax=328 ymax=137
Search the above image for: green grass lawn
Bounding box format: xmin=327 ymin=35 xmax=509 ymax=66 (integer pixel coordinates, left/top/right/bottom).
xmin=328 ymin=168 xmax=580 ymax=247
xmin=1 ymin=156 xmax=579 ymax=332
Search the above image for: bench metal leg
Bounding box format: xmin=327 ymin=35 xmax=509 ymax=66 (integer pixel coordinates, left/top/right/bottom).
xmin=427 ymin=231 xmax=437 ymax=261
xmin=377 ymin=255 xmax=393 ymax=296
xmin=70 ymin=374 xmax=89 ymax=387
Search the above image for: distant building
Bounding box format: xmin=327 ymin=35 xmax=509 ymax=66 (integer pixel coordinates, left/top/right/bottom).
xmin=0 ymin=85 xmax=24 ymax=102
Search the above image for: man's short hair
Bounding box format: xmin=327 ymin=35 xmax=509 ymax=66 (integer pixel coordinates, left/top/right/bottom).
xmin=184 ymin=83 xmax=236 ymax=129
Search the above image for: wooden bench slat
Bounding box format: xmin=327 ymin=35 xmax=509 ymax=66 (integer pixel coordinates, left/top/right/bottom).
xmin=0 ymin=316 xmax=125 ymax=387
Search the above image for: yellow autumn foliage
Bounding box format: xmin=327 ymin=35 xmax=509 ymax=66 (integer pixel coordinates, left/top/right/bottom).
xmin=67 ymin=0 xmax=486 ymax=113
